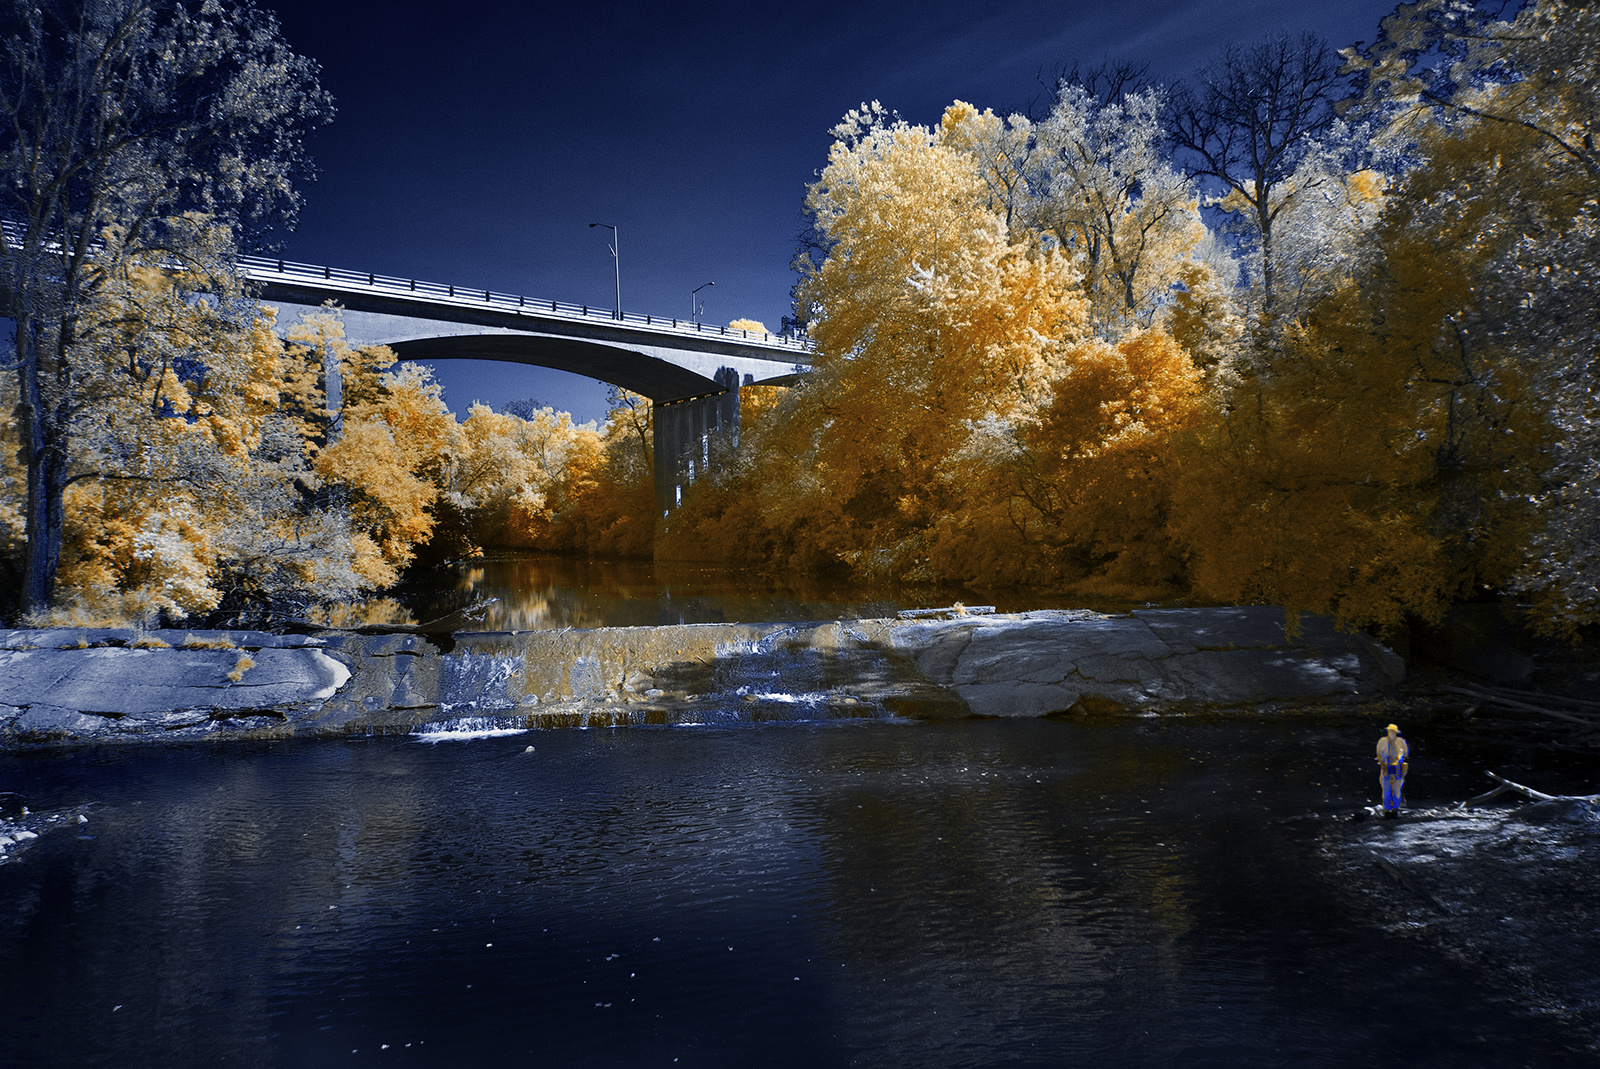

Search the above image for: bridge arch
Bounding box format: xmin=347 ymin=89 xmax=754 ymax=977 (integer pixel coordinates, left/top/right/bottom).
xmin=268 ymin=302 xmax=806 ymax=402
xmin=265 ymin=294 xmax=807 ymax=516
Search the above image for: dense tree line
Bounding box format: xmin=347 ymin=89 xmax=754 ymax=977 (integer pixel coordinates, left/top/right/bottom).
xmin=666 ymin=0 xmax=1600 ymax=637
xmin=0 ymin=289 xmax=656 ymax=626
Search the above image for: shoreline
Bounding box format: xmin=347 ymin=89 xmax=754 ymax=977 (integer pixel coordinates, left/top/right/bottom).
xmin=0 ymin=606 xmax=1404 ymax=751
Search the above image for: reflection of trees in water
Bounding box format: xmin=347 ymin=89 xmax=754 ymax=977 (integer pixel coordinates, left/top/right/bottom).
xmin=393 ymin=550 xmax=1162 ymax=633
xmin=311 ymin=596 xmax=418 ymax=627
xmin=456 ymin=559 xmax=635 ymax=630
xmin=397 ymin=548 xmax=1184 ymax=636
xmin=400 ymin=552 xmax=922 ymax=631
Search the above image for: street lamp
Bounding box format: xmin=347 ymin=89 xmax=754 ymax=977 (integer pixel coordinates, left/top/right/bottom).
xmin=692 ymin=281 xmax=715 ymax=325
xmin=588 ymin=222 xmax=620 ymax=319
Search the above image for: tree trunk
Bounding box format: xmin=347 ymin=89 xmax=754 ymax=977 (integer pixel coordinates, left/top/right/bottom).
xmin=1258 ymin=216 xmax=1276 ymax=330
xmin=14 ymin=299 xmax=75 ymax=619
xmin=17 ymin=358 xmax=67 ymax=617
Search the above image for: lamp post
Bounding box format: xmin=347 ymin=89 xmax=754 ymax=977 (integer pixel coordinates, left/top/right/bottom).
xmin=692 ymin=281 xmax=714 ymax=325
xmin=588 ymin=223 xmax=620 ymax=319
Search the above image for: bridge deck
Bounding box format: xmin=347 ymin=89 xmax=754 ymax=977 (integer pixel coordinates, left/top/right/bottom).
xmin=241 ymin=253 xmax=811 ymax=358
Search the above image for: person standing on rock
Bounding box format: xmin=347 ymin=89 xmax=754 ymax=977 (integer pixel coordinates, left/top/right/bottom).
xmin=1376 ymin=724 xmax=1409 ymax=817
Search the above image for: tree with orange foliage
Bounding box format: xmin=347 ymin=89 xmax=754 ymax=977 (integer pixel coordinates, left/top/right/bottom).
xmin=0 ymin=0 xmax=331 ymax=617
xmin=1343 ymin=0 xmax=1600 ymax=632
xmin=763 ymin=102 xmax=1088 ymax=581
xmin=671 ymin=102 xmax=1211 ymax=597
xmin=1001 ymin=329 xmax=1204 ymax=594
xmin=436 ymin=403 xmax=557 ymax=554
xmin=25 ymin=238 xmax=334 ymax=625
xmin=507 ymin=389 xmax=654 ymax=557
xmin=4 ymin=260 xmax=385 ymax=624
xmin=291 ymin=310 xmax=462 ymax=590
xmin=7 ymin=293 xmax=469 ymax=626
xmin=1167 ymin=112 xmax=1555 ymax=634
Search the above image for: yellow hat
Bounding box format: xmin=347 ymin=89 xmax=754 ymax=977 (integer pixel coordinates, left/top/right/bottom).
xmin=1386 ymin=724 xmax=1399 ymax=731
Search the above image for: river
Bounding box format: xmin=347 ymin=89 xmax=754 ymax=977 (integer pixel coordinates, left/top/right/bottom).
xmin=4 ymin=709 xmax=1598 ymax=1067
xmin=3 ymin=554 xmax=1598 ymax=1065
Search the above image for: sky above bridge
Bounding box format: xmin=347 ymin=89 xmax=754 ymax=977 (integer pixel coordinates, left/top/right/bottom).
xmin=264 ymin=0 xmax=1402 ymax=420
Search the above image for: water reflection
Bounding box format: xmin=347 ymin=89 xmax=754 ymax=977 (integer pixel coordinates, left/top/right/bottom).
xmin=393 ymin=551 xmax=1115 ymax=630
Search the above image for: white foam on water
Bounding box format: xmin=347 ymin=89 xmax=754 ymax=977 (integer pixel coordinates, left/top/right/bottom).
xmin=733 ymin=686 xmax=830 ymax=705
xmin=411 ymin=716 xmax=528 ymax=743
xmin=752 ymin=692 xmax=830 ymax=704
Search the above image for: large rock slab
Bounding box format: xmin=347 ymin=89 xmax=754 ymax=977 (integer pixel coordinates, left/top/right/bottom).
xmin=870 ymin=606 xmax=1403 ymax=717
xmin=0 ymin=631 xmax=350 ymax=745
xmin=0 ymin=646 xmax=348 ymax=714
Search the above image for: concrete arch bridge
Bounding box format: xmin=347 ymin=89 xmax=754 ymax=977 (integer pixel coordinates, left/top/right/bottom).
xmin=245 ymin=254 xmax=812 ymax=514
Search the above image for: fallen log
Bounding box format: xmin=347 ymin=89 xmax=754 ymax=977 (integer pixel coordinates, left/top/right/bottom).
xmin=1436 ymin=685 xmax=1600 ymax=726
xmin=1472 ymin=684 xmax=1600 ymax=713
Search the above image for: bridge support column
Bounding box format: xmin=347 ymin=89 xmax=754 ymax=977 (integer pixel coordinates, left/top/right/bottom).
xmin=654 ymin=367 xmax=741 ymax=516
xmin=321 ymin=338 xmax=344 ymax=440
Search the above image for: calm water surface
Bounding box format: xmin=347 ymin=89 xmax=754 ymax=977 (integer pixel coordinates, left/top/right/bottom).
xmin=3 ymin=713 xmax=1596 ymax=1067
xmin=393 ymin=552 xmax=1141 ymax=630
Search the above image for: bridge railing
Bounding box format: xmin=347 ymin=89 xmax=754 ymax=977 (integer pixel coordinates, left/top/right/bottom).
xmin=239 ymin=253 xmax=813 ymax=356
xmin=0 ymin=217 xmax=811 ymax=356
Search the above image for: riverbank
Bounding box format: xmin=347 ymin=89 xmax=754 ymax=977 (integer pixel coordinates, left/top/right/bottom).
xmin=0 ymin=606 xmax=1404 ymax=750
xmin=1321 ymin=792 xmax=1600 ymax=1054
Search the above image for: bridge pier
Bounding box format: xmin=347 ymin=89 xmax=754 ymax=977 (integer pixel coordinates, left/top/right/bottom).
xmin=653 ymin=367 xmax=741 ymax=515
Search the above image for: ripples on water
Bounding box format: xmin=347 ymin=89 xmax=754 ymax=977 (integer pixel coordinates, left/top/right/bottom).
xmin=2 ymin=714 xmax=1595 ymax=1067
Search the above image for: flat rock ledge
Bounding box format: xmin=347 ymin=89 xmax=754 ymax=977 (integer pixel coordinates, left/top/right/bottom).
xmin=0 ymin=607 xmax=1403 ymax=749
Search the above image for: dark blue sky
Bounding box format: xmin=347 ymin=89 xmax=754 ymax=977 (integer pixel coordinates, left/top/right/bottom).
xmin=264 ymin=0 xmax=1401 ymax=420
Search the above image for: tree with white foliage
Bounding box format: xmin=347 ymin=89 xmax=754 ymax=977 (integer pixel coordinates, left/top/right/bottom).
xmin=0 ymin=0 xmax=332 ymax=616
xmin=1166 ymin=33 xmax=1345 ymax=328
xmin=1024 ymin=84 xmax=1208 ymax=335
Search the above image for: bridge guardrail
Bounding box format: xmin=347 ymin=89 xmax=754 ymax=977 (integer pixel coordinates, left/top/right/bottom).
xmin=239 ymin=253 xmax=813 ymax=356
xmin=1 ymin=217 xmax=811 ymax=357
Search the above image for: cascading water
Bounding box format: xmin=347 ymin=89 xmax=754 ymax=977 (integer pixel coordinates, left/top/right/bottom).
xmin=411 ymin=716 xmax=530 ymax=743
xmin=426 ymin=624 xmax=922 ymax=730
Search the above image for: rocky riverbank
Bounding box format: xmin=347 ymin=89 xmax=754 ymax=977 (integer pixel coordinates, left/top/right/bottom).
xmin=1321 ymin=794 xmax=1600 ymax=1055
xmin=0 ymin=606 xmax=1405 ymax=750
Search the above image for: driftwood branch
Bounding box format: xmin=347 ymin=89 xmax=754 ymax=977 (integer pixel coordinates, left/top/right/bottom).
xmin=1458 ymin=771 xmax=1600 ymax=809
